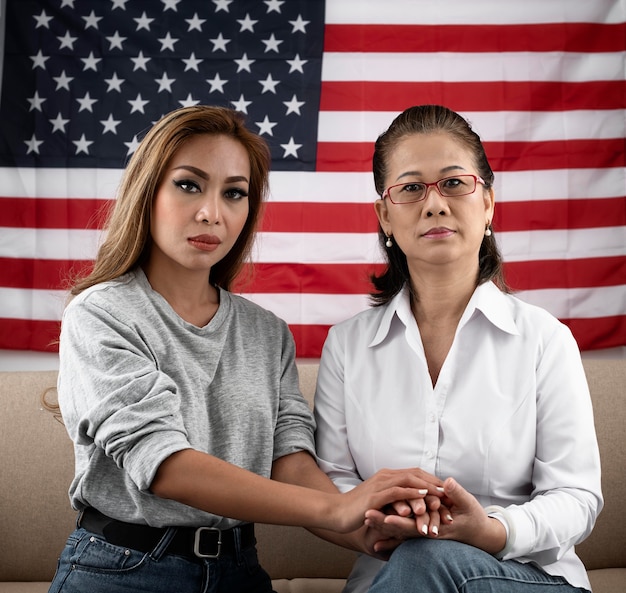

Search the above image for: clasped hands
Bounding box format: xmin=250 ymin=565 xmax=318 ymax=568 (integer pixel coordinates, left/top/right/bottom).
xmin=357 ymin=469 xmax=507 ymax=560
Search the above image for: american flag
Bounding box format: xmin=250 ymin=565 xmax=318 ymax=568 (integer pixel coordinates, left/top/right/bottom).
xmin=0 ymin=0 xmax=624 ymax=358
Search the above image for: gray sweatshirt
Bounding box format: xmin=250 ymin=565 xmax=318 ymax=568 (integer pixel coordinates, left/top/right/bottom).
xmin=58 ymin=268 xmax=315 ymax=529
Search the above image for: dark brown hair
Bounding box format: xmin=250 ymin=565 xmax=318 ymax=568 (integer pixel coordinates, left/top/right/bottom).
xmin=370 ymin=104 xmax=507 ymax=305
xmin=70 ymin=105 xmax=271 ymax=296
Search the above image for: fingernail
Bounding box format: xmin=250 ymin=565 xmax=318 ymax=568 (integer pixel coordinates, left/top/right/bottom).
xmin=446 ymin=514 xmax=453 ymax=522
xmin=431 ymin=525 xmax=439 ymax=536
xmin=421 ymin=525 xmax=428 ymax=535
xmin=436 ymin=487 xmax=445 ymax=492
xmin=419 ymin=489 xmax=428 ymax=495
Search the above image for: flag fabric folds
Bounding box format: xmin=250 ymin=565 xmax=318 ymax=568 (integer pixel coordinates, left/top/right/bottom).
xmin=0 ymin=0 xmax=624 ymax=357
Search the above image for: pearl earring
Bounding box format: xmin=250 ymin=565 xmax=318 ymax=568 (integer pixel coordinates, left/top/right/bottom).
xmin=485 ymin=224 xmax=492 ymax=237
xmin=385 ymin=235 xmax=393 ymax=248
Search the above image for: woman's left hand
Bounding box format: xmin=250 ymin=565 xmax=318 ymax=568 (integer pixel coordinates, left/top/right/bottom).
xmin=436 ymin=477 xmax=507 ymax=554
xmin=366 ymin=477 xmax=507 ymax=555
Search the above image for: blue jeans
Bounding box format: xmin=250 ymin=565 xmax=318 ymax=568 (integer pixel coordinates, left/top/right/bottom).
xmin=368 ymin=539 xmax=590 ymax=593
xmin=47 ymin=527 xmax=275 ymax=593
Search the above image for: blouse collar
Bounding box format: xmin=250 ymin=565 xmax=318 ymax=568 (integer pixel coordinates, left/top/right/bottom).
xmin=369 ymin=281 xmax=519 ymax=348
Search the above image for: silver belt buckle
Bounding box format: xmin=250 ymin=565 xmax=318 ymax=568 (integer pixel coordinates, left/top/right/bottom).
xmin=193 ymin=526 xmax=222 ymax=558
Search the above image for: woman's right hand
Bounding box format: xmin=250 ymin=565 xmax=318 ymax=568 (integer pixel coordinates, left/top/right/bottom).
xmin=328 ymin=467 xmax=444 ymax=533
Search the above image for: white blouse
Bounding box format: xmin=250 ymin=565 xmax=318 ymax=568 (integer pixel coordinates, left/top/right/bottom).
xmin=314 ymin=282 xmax=602 ymax=592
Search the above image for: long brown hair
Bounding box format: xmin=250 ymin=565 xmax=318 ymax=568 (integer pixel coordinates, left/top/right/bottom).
xmin=70 ymin=105 xmax=271 ymax=296
xmin=370 ymin=104 xmax=508 ymax=305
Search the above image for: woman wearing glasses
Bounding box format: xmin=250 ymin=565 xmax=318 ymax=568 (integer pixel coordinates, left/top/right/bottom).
xmin=314 ymin=105 xmax=602 ymax=593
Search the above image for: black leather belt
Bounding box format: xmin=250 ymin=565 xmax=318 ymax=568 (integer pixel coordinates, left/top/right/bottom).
xmin=79 ymin=507 xmax=255 ymax=560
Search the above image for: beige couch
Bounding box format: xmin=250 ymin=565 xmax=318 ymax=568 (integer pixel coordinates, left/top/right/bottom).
xmin=0 ymin=360 xmax=624 ymax=593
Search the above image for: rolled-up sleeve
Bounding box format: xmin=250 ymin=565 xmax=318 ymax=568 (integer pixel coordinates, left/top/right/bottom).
xmin=272 ymin=321 xmax=316 ymax=460
xmin=59 ymin=298 xmax=191 ymax=491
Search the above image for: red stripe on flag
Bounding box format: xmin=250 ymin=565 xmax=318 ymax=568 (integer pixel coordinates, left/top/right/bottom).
xmin=0 ymin=197 xmax=112 ymax=229
xmin=261 ymin=202 xmax=378 ymax=233
xmin=316 ymin=139 xmax=625 ymax=172
xmin=487 ymin=140 xmax=625 ymax=172
xmin=287 ymin=324 xmax=332 ymax=359
xmin=561 ymin=315 xmax=626 ymax=352
xmin=0 ymin=318 xmax=60 ymax=352
xmin=7 ymin=194 xmax=623 ymax=234
xmin=3 ymin=254 xmax=624 ymax=294
xmin=504 ymin=257 xmax=626 ymax=291
xmin=324 ymin=23 xmax=626 ymax=53
xmin=0 ymin=258 xmax=92 ymax=289
xmin=494 ymin=197 xmax=626 ymax=232
xmin=235 ymin=263 xmax=384 ymax=295
xmin=234 ymin=258 xmax=625 ymax=294
xmin=316 ymin=142 xmax=373 ymax=173
xmin=261 ymin=198 xmax=626 ymax=233
xmin=320 ymin=81 xmax=626 ymax=112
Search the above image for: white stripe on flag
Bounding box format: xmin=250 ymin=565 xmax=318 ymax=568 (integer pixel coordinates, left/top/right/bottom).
xmin=4 ymin=285 xmax=624 ymax=325
xmin=326 ymin=0 xmax=621 ymax=25
xmin=494 ymin=169 xmax=625 ymax=203
xmin=2 ymin=168 xmax=623 ymax=203
xmin=318 ymin=110 xmax=626 ymax=143
xmin=2 ymin=227 xmax=625 ymax=263
xmin=242 ymin=293 xmax=372 ymax=326
xmin=321 ymin=53 xmax=625 ymax=83
xmin=0 ymin=287 xmax=66 ymax=320
xmin=516 ymin=285 xmax=626 ymax=319
xmin=0 ymin=167 xmax=123 ymax=199
xmin=0 ymin=227 xmax=103 ymax=259
xmin=498 ymin=227 xmax=626 ymax=261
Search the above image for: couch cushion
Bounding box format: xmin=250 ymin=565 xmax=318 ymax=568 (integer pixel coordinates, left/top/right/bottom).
xmin=272 ymin=578 xmax=346 ymax=593
xmin=588 ymin=568 xmax=626 ymax=593
xmin=0 ymin=371 xmax=75 ymax=582
xmin=0 ymin=584 xmax=50 ymax=593
xmin=575 ymin=360 xmax=626 ymax=573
